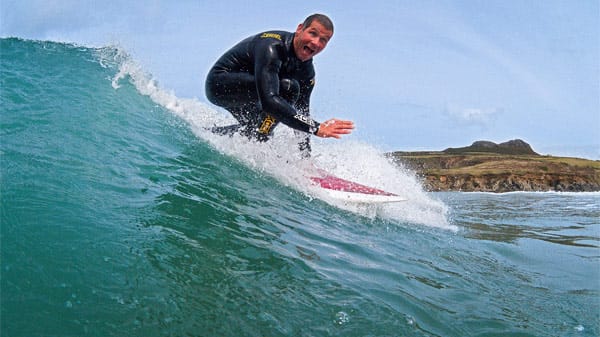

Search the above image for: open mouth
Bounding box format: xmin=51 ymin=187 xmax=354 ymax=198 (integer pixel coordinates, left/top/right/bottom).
xmin=303 ymin=45 xmax=316 ymax=55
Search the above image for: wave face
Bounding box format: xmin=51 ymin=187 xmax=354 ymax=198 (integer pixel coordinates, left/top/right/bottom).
xmin=2 ymin=38 xmax=598 ymax=336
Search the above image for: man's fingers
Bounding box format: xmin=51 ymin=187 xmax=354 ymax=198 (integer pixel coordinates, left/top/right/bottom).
xmin=330 ymin=119 xmax=354 ymax=129
xmin=318 ymin=118 xmax=355 ymax=138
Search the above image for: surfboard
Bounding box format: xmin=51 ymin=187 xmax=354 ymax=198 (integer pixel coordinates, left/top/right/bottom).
xmin=309 ymin=174 xmax=407 ymax=203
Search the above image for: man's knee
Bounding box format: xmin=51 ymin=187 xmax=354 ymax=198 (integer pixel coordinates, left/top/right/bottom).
xmin=205 ymin=72 xmax=256 ymax=107
xmin=279 ymin=78 xmax=300 ymax=103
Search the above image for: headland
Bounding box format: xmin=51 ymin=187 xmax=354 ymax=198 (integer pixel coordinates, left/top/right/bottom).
xmin=388 ymin=140 xmax=600 ymax=192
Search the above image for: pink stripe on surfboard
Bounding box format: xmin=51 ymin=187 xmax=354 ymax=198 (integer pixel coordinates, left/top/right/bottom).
xmin=310 ymin=175 xmax=397 ymax=196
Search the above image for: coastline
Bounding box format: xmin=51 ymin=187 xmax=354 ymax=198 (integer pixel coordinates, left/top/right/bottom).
xmin=388 ymin=140 xmax=600 ymax=193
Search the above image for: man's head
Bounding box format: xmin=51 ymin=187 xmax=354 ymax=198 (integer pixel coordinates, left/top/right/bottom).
xmin=293 ymin=14 xmax=334 ymax=62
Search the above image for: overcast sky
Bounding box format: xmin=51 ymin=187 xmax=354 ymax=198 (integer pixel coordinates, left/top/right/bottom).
xmin=2 ymin=0 xmax=598 ymax=158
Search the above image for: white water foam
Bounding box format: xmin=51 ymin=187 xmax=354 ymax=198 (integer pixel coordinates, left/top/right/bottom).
xmin=109 ymin=52 xmax=453 ymax=230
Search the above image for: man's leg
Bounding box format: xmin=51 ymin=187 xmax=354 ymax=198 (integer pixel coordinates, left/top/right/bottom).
xmin=206 ymin=73 xmax=300 ymax=140
xmin=206 ymin=72 xmax=262 ymax=137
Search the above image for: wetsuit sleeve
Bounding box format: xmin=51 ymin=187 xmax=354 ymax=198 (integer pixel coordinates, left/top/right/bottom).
xmin=295 ymin=78 xmax=315 ymax=156
xmin=254 ymin=43 xmax=320 ymax=134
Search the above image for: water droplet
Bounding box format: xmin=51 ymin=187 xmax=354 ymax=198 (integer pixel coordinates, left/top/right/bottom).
xmin=334 ymin=311 xmax=350 ymax=325
xmin=65 ymin=301 xmax=73 ymax=308
xmin=574 ymin=325 xmax=584 ymax=332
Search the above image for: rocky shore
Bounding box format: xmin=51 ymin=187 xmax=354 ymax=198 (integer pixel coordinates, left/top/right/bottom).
xmin=389 ymin=140 xmax=600 ymax=193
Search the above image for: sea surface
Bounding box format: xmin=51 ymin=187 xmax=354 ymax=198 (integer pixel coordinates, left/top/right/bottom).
xmin=1 ymin=38 xmax=599 ymax=337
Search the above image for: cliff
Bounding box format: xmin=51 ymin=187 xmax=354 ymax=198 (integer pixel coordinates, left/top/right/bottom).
xmin=389 ymin=140 xmax=600 ymax=192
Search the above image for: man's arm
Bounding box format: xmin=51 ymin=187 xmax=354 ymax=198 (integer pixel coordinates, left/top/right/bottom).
xmin=254 ymin=40 xmax=354 ymax=140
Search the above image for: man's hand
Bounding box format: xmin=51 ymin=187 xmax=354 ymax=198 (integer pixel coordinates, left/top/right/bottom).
xmin=315 ymin=118 xmax=354 ymax=139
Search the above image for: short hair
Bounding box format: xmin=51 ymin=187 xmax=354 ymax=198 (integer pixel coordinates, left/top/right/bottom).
xmin=302 ymin=13 xmax=334 ymax=33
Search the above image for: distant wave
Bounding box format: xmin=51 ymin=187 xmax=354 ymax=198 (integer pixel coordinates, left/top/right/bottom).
xmin=456 ymin=190 xmax=600 ymax=196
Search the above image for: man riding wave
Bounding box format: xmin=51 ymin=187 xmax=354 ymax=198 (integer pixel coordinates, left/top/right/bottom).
xmin=205 ymin=14 xmax=354 ymax=155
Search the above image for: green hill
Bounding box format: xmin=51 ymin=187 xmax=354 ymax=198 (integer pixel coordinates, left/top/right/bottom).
xmin=443 ymin=139 xmax=539 ymax=155
xmin=389 ymin=140 xmax=600 ymax=192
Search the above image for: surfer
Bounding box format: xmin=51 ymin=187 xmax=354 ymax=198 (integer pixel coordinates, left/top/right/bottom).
xmin=205 ymin=13 xmax=354 ymax=155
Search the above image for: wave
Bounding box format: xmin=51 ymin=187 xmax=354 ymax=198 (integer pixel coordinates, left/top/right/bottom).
xmin=104 ymin=42 xmax=452 ymax=229
xmin=2 ymin=37 xmax=451 ymax=229
xmin=3 ymin=37 xmax=598 ymax=337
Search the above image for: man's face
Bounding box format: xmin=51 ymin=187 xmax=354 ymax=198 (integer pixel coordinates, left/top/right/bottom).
xmin=293 ymin=20 xmax=333 ymax=62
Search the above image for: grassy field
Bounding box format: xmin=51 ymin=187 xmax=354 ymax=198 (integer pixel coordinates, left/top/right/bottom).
xmin=392 ymin=152 xmax=599 ymax=174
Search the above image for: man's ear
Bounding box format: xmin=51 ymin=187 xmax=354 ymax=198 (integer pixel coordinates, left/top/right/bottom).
xmin=295 ymin=23 xmax=304 ymax=33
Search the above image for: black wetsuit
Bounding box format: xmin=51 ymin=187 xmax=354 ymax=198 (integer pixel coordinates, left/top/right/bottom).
xmin=205 ymin=30 xmax=320 ymax=153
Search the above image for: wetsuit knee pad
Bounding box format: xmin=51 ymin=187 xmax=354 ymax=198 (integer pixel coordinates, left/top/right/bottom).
xmin=279 ymin=78 xmax=300 ymax=104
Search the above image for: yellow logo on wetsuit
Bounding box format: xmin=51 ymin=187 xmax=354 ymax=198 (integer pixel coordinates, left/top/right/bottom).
xmin=259 ymin=115 xmax=276 ymax=134
xmin=260 ymin=33 xmax=282 ymax=40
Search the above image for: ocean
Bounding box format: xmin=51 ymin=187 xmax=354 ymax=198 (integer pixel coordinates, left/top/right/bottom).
xmin=1 ymin=38 xmax=598 ymax=337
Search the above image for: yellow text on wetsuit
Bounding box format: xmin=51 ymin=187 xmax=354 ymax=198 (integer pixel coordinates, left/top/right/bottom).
xmin=260 ymin=33 xmax=282 ymax=40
